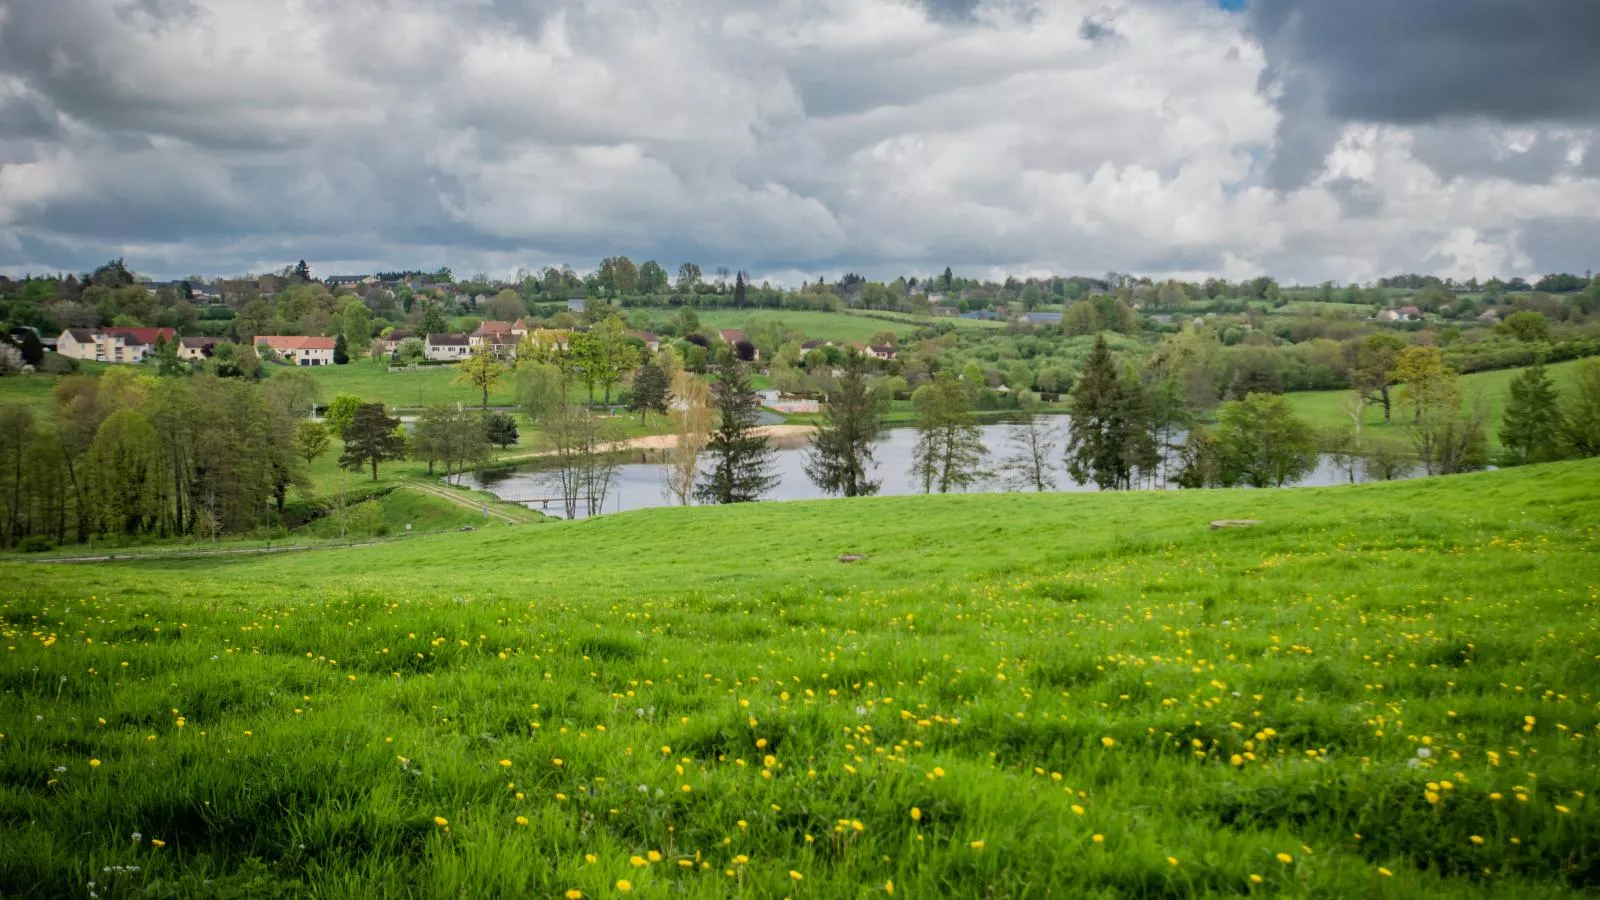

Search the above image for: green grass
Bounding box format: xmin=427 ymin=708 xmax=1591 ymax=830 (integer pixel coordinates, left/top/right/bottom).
xmin=4 ymin=461 xmax=1598 ymax=897
xmin=692 ymin=309 xmax=1004 ymax=344
xmin=1284 ymin=358 xmax=1591 ymax=449
xmin=300 ymin=357 xmax=483 ymax=408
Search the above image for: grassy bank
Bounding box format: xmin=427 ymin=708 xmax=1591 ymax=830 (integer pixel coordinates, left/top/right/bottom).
xmin=3 ymin=460 xmax=1598 ymax=897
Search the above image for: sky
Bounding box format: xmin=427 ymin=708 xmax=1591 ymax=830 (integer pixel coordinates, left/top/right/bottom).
xmin=0 ymin=0 xmax=1597 ymax=285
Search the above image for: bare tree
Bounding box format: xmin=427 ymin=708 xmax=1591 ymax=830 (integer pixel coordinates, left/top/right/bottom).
xmin=664 ymin=371 xmax=709 ymax=505
xmin=997 ymin=410 xmax=1060 ymax=492
xmin=542 ymin=406 xmax=623 ymax=518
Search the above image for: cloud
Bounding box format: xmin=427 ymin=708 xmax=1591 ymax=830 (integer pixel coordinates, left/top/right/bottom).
xmin=0 ymin=0 xmax=1597 ymax=284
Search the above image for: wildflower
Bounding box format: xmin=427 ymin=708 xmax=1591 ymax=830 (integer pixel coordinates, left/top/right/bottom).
xmin=566 ymin=892 xmax=584 ymax=899
xmin=1556 ymin=805 xmax=1571 ymax=814
xmin=1167 ymin=857 xmax=1180 ymax=867
xmin=1276 ymin=852 xmax=1293 ymax=864
xmin=886 ymin=879 xmax=895 ymax=894
xmin=615 ymin=880 xmax=632 ymax=892
xmin=1424 ymin=791 xmax=1441 ymax=805
xmin=1091 ymin=834 xmax=1104 ymax=844
xmin=647 ymin=851 xmax=662 ymax=863
xmin=585 ymin=854 xmax=598 ymax=864
xmin=970 ymin=840 xmax=985 ymax=850
xmin=499 ymin=759 xmax=512 ymax=767
xmin=150 ymin=840 xmax=166 ymax=848
xmin=1378 ymin=867 xmax=1393 ymax=877
xmin=1469 ymin=835 xmax=1483 ymax=845
xmin=89 ymin=759 xmax=101 ymax=768
xmin=1071 ymin=804 xmax=1085 ymax=815
xmin=516 ymin=816 xmax=529 ymax=826
xmin=1101 ymin=737 xmax=1116 ymax=748
xmin=910 ymin=807 xmax=922 ymax=822
xmin=433 ymin=817 xmax=448 ymax=827
xmin=629 ymin=855 xmax=648 ymax=868
xmin=1249 ymin=874 xmax=1263 ymax=884
xmin=790 ymin=871 xmax=803 ymax=881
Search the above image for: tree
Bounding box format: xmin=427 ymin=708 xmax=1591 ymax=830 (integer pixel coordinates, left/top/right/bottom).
xmin=325 ymin=394 xmax=364 ymax=437
xmin=292 ymin=420 xmax=330 ymax=466
xmin=665 ymin=370 xmax=710 ymax=505
xmin=339 ymin=403 xmax=406 ymax=480
xmin=485 ymin=412 xmax=519 ymax=449
xmin=542 ymin=405 xmax=621 ymax=518
xmin=1362 ymin=439 xmax=1414 ymax=481
xmin=629 ymin=361 xmax=670 ymax=423
xmin=154 ymin=334 xmax=187 ymax=377
xmin=264 ymin=369 xmax=322 ymax=420
xmin=235 ymin=298 xmax=274 ymax=343
xmin=1065 ymin=336 xmax=1148 ymax=490
xmin=86 ymin=409 xmax=162 ymax=534
xmin=696 ymin=358 xmax=779 ymax=504
xmin=998 ymin=405 xmax=1060 ymax=492
xmin=910 ymin=371 xmax=988 ymax=493
xmin=418 ymin=301 xmax=448 ymax=337
xmin=677 ymin=262 xmax=702 ymax=293
xmin=1350 ymin=333 xmax=1406 ymax=423
xmin=805 ymin=351 xmax=886 ymax=497
xmin=396 ymin=336 xmax=426 ymax=365
xmin=452 ymin=348 xmax=509 ymax=408
xmin=592 ymin=316 xmax=640 ymax=404
xmin=1498 ymin=362 xmax=1564 ymax=465
xmin=333 ymin=333 xmax=350 ymax=365
xmin=341 ymin=303 xmax=371 ymax=358
xmin=17 ymin=330 xmax=44 ymax=367
xmin=293 ymin=259 xmax=313 ymax=283
xmin=1561 ymin=360 xmax=1600 ymax=458
xmin=1393 ymin=346 xmax=1452 ymax=424
xmin=1499 ymin=310 xmax=1550 ymax=343
xmin=1214 ymin=393 xmax=1318 ymax=487
xmin=411 ymin=404 xmax=490 ymax=476
xmin=515 ymin=361 xmax=568 ymax=424
xmin=734 ymin=271 xmax=748 ymax=308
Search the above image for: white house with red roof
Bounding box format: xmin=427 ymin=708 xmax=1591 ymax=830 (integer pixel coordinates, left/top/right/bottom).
xmin=255 ymin=335 xmax=337 ymax=366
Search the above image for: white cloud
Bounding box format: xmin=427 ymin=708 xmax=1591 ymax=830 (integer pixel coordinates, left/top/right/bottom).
xmin=0 ymin=0 xmax=1596 ymax=282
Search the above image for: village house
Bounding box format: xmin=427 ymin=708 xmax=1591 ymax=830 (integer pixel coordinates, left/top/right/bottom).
xmin=757 ymin=390 xmax=821 ymax=415
xmin=1376 ymin=309 xmax=1402 ymax=322
xmin=866 ymin=344 xmax=897 ymax=361
xmin=469 ymin=321 xmax=515 ymax=349
xmin=382 ymin=330 xmax=413 ymax=355
xmin=55 ymin=327 xmax=178 ymax=364
xmin=425 ymin=333 xmax=472 ymax=361
xmin=255 ymin=335 xmax=336 ymax=366
xmin=630 ymin=330 xmax=661 ymax=353
xmin=178 ymin=336 xmax=222 ymax=362
xmin=511 ymin=318 xmax=532 ymax=338
xmin=326 ymin=275 xmax=376 ymax=288
xmin=1399 ymin=305 xmax=1422 ymax=320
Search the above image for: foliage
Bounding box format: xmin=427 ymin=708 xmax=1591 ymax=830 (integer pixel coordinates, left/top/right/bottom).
xmin=339 ymin=403 xmax=406 ymax=480
xmin=411 ymin=404 xmax=491 ymax=476
xmin=696 ymin=358 xmax=778 ymax=504
xmin=1213 ymin=393 xmax=1318 ymax=488
xmin=1064 ymin=336 xmax=1154 ymax=490
xmin=665 ymin=370 xmax=711 ymax=506
xmin=291 ymin=420 xmax=330 ymax=466
xmin=334 ymin=333 xmax=350 ymax=365
xmin=324 ymin=394 xmax=364 ymax=437
xmin=452 ymin=348 xmax=509 ymax=408
xmin=997 ymin=409 xmax=1060 ymax=492
xmin=541 ymin=405 xmax=623 ymax=518
xmin=804 ymin=352 xmax=886 ymax=497
xmin=1497 ymin=363 xmax=1563 ymax=465
xmin=628 ymin=361 xmax=670 ymax=423
xmin=397 ymin=336 xmax=427 ymax=365
xmin=515 ymin=362 xmax=568 ymax=424
xmin=485 ymin=412 xmax=519 ymax=449
xmin=910 ymin=371 xmax=987 ymax=493
xmin=1561 ymin=360 xmax=1600 ymax=457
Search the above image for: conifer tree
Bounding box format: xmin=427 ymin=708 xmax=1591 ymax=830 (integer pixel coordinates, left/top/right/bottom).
xmin=1498 ymin=362 xmax=1563 ymax=465
xmin=696 ymin=358 xmax=778 ymax=504
xmin=1065 ymin=335 xmax=1134 ymax=489
xmin=806 ymin=351 xmax=886 ymax=497
xmin=339 ymin=403 xmax=406 ymax=480
xmin=333 ymin=333 xmax=350 ymax=365
xmin=629 ymin=361 xmax=671 ymax=423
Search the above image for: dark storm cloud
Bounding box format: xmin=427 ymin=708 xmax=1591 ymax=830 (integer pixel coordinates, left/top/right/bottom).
xmin=1077 ymin=17 xmax=1122 ymax=43
xmin=1519 ymin=218 xmax=1600 ymax=276
xmin=1247 ymin=0 xmax=1600 ymax=187
xmin=1325 ymin=177 xmax=1383 ymax=218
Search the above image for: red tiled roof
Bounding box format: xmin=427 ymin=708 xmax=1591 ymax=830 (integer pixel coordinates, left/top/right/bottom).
xmin=255 ymin=335 xmax=336 ymax=351
xmin=473 ymin=320 xmax=514 ymax=336
xmin=102 ymin=327 xmax=177 ymax=345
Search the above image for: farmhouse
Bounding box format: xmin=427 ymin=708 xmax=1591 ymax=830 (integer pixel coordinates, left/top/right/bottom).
xmin=382 ymin=330 xmax=413 ymax=354
xmin=55 ymin=327 xmax=178 ymax=364
xmin=866 ymin=344 xmax=897 ymax=361
xmin=255 ymin=335 xmax=336 ymax=366
xmin=425 ymin=333 xmax=472 ymax=361
xmin=469 ymin=321 xmax=515 ymax=349
xmin=178 ymin=336 xmax=222 ymax=361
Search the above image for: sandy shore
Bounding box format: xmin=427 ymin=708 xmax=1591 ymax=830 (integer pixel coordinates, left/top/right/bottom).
xmin=619 ymin=424 xmax=813 ymax=451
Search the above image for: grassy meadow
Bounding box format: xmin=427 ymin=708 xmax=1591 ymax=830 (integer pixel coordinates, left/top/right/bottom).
xmin=1284 ymin=358 xmax=1593 ymax=450
xmin=3 ymin=460 xmax=1599 ymax=897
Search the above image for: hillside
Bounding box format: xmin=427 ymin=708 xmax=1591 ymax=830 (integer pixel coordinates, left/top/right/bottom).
xmin=3 ymin=462 xmax=1599 ymax=897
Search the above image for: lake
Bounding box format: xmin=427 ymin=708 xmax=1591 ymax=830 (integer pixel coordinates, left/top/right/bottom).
xmin=456 ymin=423 xmax=1392 ymax=519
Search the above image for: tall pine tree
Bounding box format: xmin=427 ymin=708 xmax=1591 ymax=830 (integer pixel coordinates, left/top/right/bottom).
xmin=805 ymin=351 xmax=886 ymax=497
xmin=1498 ymin=362 xmax=1564 ymax=465
xmin=1065 ymin=335 xmax=1135 ymax=489
xmin=695 ymin=358 xmax=778 ymax=504
xmin=733 ymin=271 xmax=748 ymax=308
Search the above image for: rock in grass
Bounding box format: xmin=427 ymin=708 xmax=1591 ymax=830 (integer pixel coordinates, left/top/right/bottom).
xmin=838 ymin=554 xmax=868 ymax=563
xmin=1209 ymin=519 xmax=1260 ymax=530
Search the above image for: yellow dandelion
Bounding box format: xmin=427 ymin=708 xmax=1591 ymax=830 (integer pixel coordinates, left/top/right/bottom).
xmin=886 ymin=879 xmax=895 ymax=894
xmin=89 ymin=759 xmax=101 ymax=768
xmin=1249 ymin=874 xmax=1263 ymax=884
xmin=499 ymin=759 xmax=512 ymax=767
xmin=970 ymin=840 xmax=985 ymax=850
xmin=151 ymin=839 xmax=166 ymax=848
xmin=1092 ymin=834 xmax=1104 ymax=844
xmin=1167 ymin=857 xmax=1180 ymax=867
xmin=615 ymin=879 xmax=632 ymax=892
xmin=584 ymin=854 xmax=598 ymax=864
xmin=1378 ymin=867 xmax=1393 ymax=877
xmin=647 ymin=850 xmax=662 ymax=863
xmin=1071 ymin=804 xmax=1085 ymax=815
xmin=433 ymin=816 xmax=448 ymax=827
xmin=629 ymin=855 xmax=648 ymax=868
xmin=910 ymin=807 xmax=922 ymax=822
xmin=1276 ymin=852 xmax=1293 ymax=864
xmin=516 ymin=816 xmax=529 ymax=826
xmin=1101 ymin=736 xmax=1116 ymax=748
xmin=566 ymin=891 xmax=584 ymax=899
xmin=790 ymin=871 xmax=804 ymax=881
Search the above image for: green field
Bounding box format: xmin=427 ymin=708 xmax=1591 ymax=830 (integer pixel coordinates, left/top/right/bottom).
xmin=692 ymin=309 xmax=1004 ymax=344
xmin=1284 ymin=358 xmax=1592 ymax=449
xmin=4 ymin=461 xmax=1598 ymax=897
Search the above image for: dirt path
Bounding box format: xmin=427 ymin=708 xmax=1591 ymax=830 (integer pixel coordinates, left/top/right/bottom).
xmin=398 ymin=480 xmax=534 ymax=524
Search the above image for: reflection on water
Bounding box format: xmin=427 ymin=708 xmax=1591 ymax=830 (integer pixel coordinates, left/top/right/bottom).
xmin=458 ymin=423 xmax=1391 ymax=519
